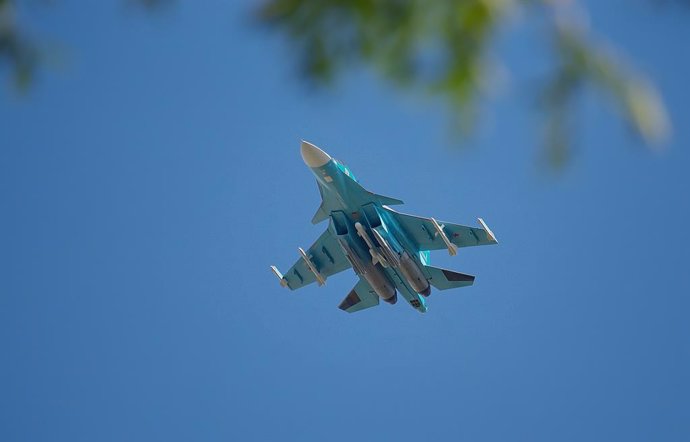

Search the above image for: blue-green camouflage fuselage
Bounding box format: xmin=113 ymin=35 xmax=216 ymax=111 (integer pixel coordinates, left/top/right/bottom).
xmin=271 ymin=141 xmax=498 ymax=314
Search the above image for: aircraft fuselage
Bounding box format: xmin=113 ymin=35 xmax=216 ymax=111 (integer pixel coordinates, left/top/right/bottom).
xmin=301 ymin=141 xmax=432 ymax=312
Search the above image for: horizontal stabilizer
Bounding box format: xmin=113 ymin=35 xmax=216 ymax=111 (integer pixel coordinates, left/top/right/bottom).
xmin=368 ymin=191 xmax=403 ymax=206
xmin=339 ymin=279 xmax=380 ymax=313
xmin=424 ymin=265 xmax=475 ymax=291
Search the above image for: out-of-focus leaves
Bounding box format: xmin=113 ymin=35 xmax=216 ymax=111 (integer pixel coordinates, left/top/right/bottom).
xmin=0 ymin=0 xmax=674 ymax=168
xmin=0 ymin=0 xmax=39 ymax=91
xmin=260 ymin=0 xmax=672 ymax=167
xmin=259 ymin=0 xmax=510 ymax=122
xmin=541 ymin=18 xmax=670 ymax=166
xmin=1 ymin=0 xmax=172 ymax=94
xmin=127 ymin=0 xmax=175 ymax=12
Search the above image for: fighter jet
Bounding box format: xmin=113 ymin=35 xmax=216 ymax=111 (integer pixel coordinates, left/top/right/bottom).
xmin=271 ymin=141 xmax=498 ymax=313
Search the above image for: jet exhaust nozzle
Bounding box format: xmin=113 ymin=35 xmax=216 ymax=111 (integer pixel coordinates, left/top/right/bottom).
xmin=383 ymin=293 xmax=398 ymax=305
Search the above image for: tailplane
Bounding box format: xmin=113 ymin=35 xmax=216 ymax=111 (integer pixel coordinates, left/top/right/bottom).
xmin=338 ymin=278 xmax=380 ymax=313
xmin=423 ymin=265 xmax=475 ymax=291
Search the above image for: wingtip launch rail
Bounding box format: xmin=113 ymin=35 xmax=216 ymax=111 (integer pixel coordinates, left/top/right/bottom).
xmin=270 ymin=265 xmax=288 ymax=287
xmin=477 ymin=217 xmax=498 ymax=244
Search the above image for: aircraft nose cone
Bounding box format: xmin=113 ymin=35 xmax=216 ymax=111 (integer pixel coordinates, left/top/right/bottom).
xmin=301 ymin=141 xmax=331 ymax=167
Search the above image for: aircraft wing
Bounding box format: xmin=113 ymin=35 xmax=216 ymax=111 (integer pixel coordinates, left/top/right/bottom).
xmin=338 ymin=278 xmax=380 ymax=313
xmin=280 ymin=229 xmax=351 ymax=290
xmin=386 ymin=208 xmax=498 ymax=252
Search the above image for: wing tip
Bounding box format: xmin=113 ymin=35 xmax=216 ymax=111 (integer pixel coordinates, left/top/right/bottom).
xmin=477 ymin=217 xmax=498 ymax=244
xmin=270 ymin=266 xmax=289 ymax=288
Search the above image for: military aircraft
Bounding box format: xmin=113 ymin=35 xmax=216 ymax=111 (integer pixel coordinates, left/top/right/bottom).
xmin=271 ymin=141 xmax=498 ymax=313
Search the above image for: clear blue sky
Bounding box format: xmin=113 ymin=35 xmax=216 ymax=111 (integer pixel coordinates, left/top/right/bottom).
xmin=1 ymin=1 xmax=689 ymax=441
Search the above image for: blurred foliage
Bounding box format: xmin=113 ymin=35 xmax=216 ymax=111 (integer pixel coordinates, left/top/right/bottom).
xmin=258 ymin=0 xmax=671 ymax=167
xmin=259 ymin=0 xmax=501 ymax=129
xmin=541 ymin=17 xmax=669 ymax=166
xmin=1 ymin=0 xmax=171 ymax=92
xmin=126 ymin=0 xmax=174 ymax=11
xmin=0 ymin=0 xmax=38 ymax=90
xmin=1 ymin=0 xmax=673 ymax=167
